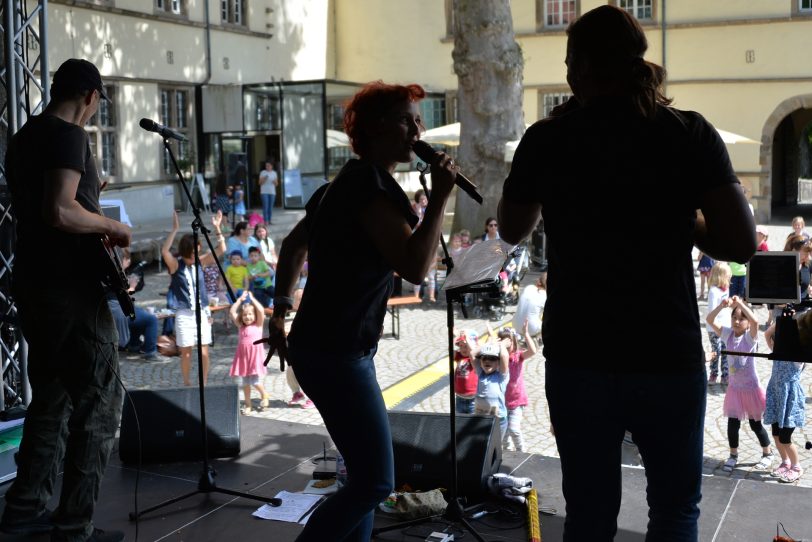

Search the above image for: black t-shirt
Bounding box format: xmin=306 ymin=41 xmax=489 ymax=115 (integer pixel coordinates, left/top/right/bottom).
xmin=288 ymin=159 xmax=419 ymax=353
xmin=503 ymin=97 xmax=739 ymax=372
xmin=6 ymin=114 xmax=102 ymax=283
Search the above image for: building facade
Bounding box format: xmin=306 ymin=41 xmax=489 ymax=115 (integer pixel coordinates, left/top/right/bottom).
xmin=26 ymin=0 xmax=812 ymax=223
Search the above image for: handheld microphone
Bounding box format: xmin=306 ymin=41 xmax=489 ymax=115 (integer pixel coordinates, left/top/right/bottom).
xmin=412 ymin=140 xmax=483 ymax=204
xmin=139 ymin=118 xmax=188 ymax=141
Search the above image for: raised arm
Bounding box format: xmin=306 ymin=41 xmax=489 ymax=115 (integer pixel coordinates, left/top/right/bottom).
xmin=705 ymin=297 xmax=730 ymax=336
xmin=498 ymin=341 xmax=510 ymax=375
xmin=161 ymin=211 xmax=181 ymax=275
xmin=229 ymin=290 xmax=248 ymax=326
xmin=731 ymin=296 xmax=759 ymax=339
xmin=248 ymin=290 xmax=265 ymax=327
xmin=360 ymin=154 xmax=456 ymax=284
xmin=200 ymin=210 xmax=226 ymax=266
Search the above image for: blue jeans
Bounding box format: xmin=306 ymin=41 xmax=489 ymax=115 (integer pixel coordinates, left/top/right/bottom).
xmin=546 ymin=361 xmax=706 ymax=542
xmin=127 ymin=306 xmax=159 ymax=355
xmin=455 ymin=396 xmax=475 ymax=414
xmin=289 ymin=343 xmax=394 ymax=542
xmin=261 ymin=193 xmax=275 ymax=223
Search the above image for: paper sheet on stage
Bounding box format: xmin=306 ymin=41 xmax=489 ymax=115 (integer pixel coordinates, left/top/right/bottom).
xmin=442 ymin=239 xmax=515 ymax=291
xmin=253 ymin=491 xmax=323 ymax=523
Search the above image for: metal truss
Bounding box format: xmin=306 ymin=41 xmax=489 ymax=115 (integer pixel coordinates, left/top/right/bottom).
xmin=1 ymin=0 xmax=48 ymax=410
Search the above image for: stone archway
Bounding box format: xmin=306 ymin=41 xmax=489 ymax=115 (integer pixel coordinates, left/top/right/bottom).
xmin=759 ymin=94 xmax=812 ymax=224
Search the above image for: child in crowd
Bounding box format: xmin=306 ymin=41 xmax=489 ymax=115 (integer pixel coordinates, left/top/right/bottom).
xmin=454 ymin=330 xmax=480 ymax=414
xmin=512 ymin=274 xmax=546 ymax=339
xmin=791 ymin=216 xmax=810 ymax=241
xmin=247 ymin=246 xmax=274 ymax=306
xmin=449 ymin=233 xmax=466 ymax=260
xmin=233 ymin=183 xmax=246 ymax=223
xmin=161 ymin=210 xmax=226 ymax=386
xmin=764 ymin=324 xmax=807 ymax=483
xmin=474 ymin=341 xmax=510 ymax=440
xmin=459 ymin=229 xmax=472 ymax=248
xmin=696 ymin=252 xmax=715 ymax=300
xmin=498 ymin=322 xmax=537 ymax=452
xmin=707 ymin=262 xmax=732 ymax=385
xmin=706 ymin=296 xmax=773 ymax=472
xmin=225 ymin=250 xmax=249 ymax=300
xmin=287 ymin=366 xmax=315 ymax=409
xmin=756 ymin=226 xmax=769 ymax=252
xmin=228 ymin=291 xmax=269 ymax=413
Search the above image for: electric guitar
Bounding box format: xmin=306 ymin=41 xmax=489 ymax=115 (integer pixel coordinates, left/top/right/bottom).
xmin=99 ymin=235 xmax=136 ymax=319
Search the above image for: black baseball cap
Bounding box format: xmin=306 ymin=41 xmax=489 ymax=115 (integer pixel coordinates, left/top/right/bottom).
xmin=52 ymin=58 xmax=110 ymax=102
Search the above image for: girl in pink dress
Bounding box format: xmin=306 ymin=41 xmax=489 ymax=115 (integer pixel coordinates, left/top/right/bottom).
xmin=706 ymin=296 xmax=774 ymax=473
xmin=497 ymin=321 xmax=537 ymax=452
xmin=229 ymin=291 xmax=269 ymax=413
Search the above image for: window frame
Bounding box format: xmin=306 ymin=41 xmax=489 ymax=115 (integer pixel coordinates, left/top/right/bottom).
xmin=158 ymin=87 xmax=195 ymax=178
xmin=86 ymin=85 xmax=119 ymax=180
xmin=794 ymin=0 xmax=812 ymax=15
xmin=155 ymin=0 xmax=185 ymax=17
xmin=221 ymin=0 xmax=247 ymax=26
xmin=537 ymin=88 xmax=573 ymax=120
xmin=536 ymin=0 xmax=580 ymax=31
xmin=612 ymin=0 xmax=656 ymax=22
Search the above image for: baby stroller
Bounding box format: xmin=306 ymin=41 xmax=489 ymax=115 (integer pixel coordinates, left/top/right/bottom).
xmin=469 ymin=270 xmax=511 ymax=320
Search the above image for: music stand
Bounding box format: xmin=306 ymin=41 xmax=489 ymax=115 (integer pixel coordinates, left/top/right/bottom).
xmin=131 ymin=137 xmax=280 ymax=521
xmin=373 ymin=239 xmax=513 ymax=541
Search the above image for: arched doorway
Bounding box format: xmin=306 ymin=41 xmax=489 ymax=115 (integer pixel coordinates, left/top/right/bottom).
xmin=762 ymin=95 xmax=812 ymax=223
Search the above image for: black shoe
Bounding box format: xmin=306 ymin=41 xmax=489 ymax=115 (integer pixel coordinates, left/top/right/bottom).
xmin=52 ymin=527 xmax=125 ymax=542
xmin=0 ymin=509 xmax=53 ymax=534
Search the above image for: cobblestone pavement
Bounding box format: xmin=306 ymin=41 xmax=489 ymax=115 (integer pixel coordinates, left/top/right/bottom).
xmin=119 ymin=213 xmax=812 ymax=489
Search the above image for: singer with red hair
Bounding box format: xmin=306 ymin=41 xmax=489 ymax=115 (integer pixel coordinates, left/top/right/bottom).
xmin=265 ymin=81 xmax=457 ymax=541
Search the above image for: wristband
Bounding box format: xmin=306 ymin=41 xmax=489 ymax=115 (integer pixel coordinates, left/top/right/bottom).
xmin=273 ymin=296 xmax=294 ymax=309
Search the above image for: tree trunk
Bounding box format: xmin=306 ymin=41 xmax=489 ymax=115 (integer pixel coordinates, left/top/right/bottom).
xmin=451 ymin=0 xmax=524 ymax=237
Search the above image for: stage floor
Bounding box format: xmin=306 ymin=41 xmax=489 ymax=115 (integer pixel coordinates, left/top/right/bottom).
xmin=0 ymin=416 xmax=810 ymax=541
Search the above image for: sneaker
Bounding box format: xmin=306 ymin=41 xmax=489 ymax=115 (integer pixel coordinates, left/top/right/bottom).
xmin=288 ymin=391 xmax=305 ymax=406
xmin=756 ymin=454 xmax=775 ymax=470
xmin=301 ymin=399 xmax=315 ymax=409
xmin=771 ymin=462 xmax=791 ymax=478
xmin=780 ymin=466 xmax=803 ymax=483
xmin=722 ymin=455 xmax=738 ymax=472
xmin=0 ymin=509 xmax=53 ymax=535
xmin=52 ymin=527 xmax=125 ymax=542
xmin=142 ymin=352 xmax=160 ymax=361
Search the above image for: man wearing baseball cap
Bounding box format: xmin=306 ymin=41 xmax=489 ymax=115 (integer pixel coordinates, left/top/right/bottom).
xmin=0 ymin=58 xmax=129 ymax=542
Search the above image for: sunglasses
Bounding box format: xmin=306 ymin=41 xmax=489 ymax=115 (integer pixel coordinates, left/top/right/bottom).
xmin=487 ymin=223 xmax=498 ymax=228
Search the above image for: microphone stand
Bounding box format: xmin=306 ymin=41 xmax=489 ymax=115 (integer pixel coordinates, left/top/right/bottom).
xmin=131 ymin=138 xmax=280 ymax=521
xmin=373 ymin=165 xmax=495 ymax=542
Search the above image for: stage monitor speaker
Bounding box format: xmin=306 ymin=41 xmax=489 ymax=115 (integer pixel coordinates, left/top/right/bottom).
xmin=388 ymin=411 xmax=502 ymax=500
xmin=119 ymin=385 xmax=240 ymax=464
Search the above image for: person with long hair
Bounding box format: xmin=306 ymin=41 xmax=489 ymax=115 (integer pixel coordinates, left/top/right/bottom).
xmin=263 ymin=81 xmax=457 ymax=541
xmin=497 ymin=6 xmax=756 ymax=540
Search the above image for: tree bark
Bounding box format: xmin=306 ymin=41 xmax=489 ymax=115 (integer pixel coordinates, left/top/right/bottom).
xmin=451 ymin=0 xmax=524 ymax=237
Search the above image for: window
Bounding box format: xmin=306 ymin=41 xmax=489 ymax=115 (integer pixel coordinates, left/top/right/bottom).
xmin=618 ymin=0 xmax=653 ymax=20
xmin=420 ymin=97 xmax=447 ymax=130
xmin=159 ymin=88 xmax=193 ymax=176
xmin=540 ymin=0 xmax=577 ymax=28
xmin=156 ymin=0 xmax=182 ymax=15
xmin=255 ymin=94 xmax=281 ymax=131
xmin=539 ymin=91 xmax=572 ymax=119
xmin=221 ymin=0 xmax=246 ymax=25
xmin=86 ymin=85 xmax=118 ymax=178
xmin=802 ymin=0 xmax=812 ymax=11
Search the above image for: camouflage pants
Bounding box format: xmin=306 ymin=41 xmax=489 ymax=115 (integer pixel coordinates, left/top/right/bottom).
xmin=2 ymin=283 xmax=123 ymax=541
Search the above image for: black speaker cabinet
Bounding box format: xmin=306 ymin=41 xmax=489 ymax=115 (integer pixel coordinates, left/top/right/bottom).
xmin=119 ymin=385 xmax=240 ymax=464
xmin=388 ymin=411 xmax=502 ymax=500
